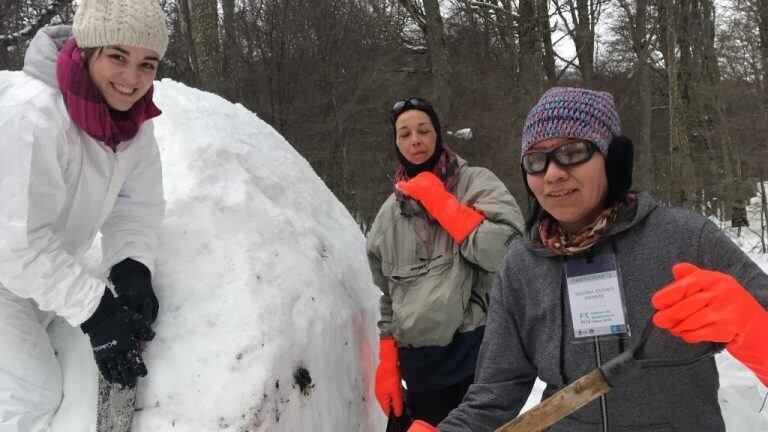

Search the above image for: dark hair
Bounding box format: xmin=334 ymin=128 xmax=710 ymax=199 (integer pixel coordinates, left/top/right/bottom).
xmin=80 ymin=47 xmax=103 ymax=66
xmin=523 ymin=135 xmax=634 ymax=231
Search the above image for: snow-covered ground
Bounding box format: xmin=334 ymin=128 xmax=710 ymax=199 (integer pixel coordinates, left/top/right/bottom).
xmin=1 ymin=69 xmax=766 ymax=430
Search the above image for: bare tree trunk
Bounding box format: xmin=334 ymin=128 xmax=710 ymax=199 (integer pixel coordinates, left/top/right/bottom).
xmin=422 ymin=0 xmax=452 ymax=121
xmin=178 ymin=0 xmax=199 ymax=85
xmin=759 ymin=0 xmax=768 ymax=115
xmin=676 ymin=0 xmax=693 ymax=110
xmin=221 ymin=0 xmax=239 ymax=100
xmin=700 ymin=0 xmax=739 ymax=219
xmin=554 ymin=0 xmax=598 ymax=86
xmin=679 ymin=0 xmax=721 ymax=212
xmin=661 ymin=0 xmax=696 ymax=207
xmin=575 ymin=0 xmax=595 ymax=85
xmin=619 ymin=0 xmax=654 ymax=190
xmin=518 ymin=0 xmax=543 ymax=108
xmin=638 ymin=62 xmax=654 ymax=189
xmin=761 ymin=180 xmax=768 ymax=253
xmin=500 ymin=0 xmax=520 ymax=84
xmin=538 ymin=0 xmax=557 ymax=86
xmin=0 ymin=17 xmax=8 ymax=69
xmin=190 ymin=0 xmax=221 ymax=93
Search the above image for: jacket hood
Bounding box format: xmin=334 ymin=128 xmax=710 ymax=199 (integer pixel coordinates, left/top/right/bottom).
xmin=23 ymin=25 xmax=73 ymax=88
xmin=525 ymin=191 xmax=658 ymax=257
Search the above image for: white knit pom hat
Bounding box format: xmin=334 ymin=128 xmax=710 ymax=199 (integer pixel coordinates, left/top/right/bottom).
xmin=73 ymin=0 xmax=169 ymax=58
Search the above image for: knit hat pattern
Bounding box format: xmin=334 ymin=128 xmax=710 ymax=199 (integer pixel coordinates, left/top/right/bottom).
xmin=521 ymin=87 xmax=620 ymax=158
xmin=73 ymin=0 xmax=169 ymax=58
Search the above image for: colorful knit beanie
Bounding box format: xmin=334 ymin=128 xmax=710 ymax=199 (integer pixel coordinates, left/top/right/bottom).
xmin=73 ymin=0 xmax=169 ymax=58
xmin=521 ymin=87 xmax=620 ymax=158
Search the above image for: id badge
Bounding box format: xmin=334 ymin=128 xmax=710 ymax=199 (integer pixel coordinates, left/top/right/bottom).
xmin=564 ymin=253 xmax=629 ymax=339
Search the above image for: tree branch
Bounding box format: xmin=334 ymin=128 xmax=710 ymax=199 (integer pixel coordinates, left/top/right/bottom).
xmin=397 ymin=0 xmax=427 ymax=32
xmin=553 ymin=50 xmax=579 ymax=80
xmin=0 ymin=0 xmax=74 ymax=47
xmin=369 ymin=0 xmax=427 ymax=53
xmin=454 ymin=0 xmax=519 ymax=19
xmin=552 ymin=0 xmax=576 ymax=39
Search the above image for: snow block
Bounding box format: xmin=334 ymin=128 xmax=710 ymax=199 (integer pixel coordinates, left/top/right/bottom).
xmin=125 ymin=80 xmax=383 ymax=431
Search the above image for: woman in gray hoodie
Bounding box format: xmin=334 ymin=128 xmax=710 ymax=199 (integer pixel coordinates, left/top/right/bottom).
xmin=409 ymin=87 xmax=768 ymax=432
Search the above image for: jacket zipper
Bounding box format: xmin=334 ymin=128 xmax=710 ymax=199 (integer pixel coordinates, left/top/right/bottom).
xmin=594 ymin=337 xmax=608 ymax=432
xmin=95 ymin=149 xmax=121 ymax=235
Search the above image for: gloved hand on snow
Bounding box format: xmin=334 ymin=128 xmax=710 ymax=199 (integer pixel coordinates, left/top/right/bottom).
xmin=81 ymin=290 xmax=156 ymax=388
xmin=110 ymin=258 xmax=159 ymax=324
xmin=652 ymin=262 xmax=768 ymax=386
xmin=408 ymin=420 xmax=439 ymax=431
xmin=375 ymin=337 xmax=403 ymax=417
xmin=396 ymin=172 xmax=484 ymax=244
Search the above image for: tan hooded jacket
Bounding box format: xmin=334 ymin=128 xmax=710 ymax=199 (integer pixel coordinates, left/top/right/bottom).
xmin=367 ymin=157 xmax=524 ymax=348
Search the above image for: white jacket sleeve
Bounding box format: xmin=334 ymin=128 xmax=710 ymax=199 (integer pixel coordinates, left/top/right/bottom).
xmin=0 ymin=106 xmax=105 ymax=326
xmin=100 ymin=125 xmax=165 ymax=275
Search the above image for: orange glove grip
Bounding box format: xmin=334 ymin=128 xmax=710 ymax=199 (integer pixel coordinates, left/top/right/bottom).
xmin=408 ymin=420 xmax=440 ymax=432
xmin=652 ymin=262 xmax=768 ymax=385
xmin=375 ymin=337 xmax=403 ymax=417
xmin=396 ymin=172 xmax=485 ymax=244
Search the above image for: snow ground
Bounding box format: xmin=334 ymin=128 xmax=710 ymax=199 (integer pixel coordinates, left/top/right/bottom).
xmin=1 ymin=69 xmax=766 ymax=430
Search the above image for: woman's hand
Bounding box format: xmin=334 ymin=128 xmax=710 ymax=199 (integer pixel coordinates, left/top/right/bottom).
xmin=396 ymin=172 xmax=484 ymax=243
xmin=652 ymin=262 xmax=768 ymax=385
xmin=80 ymin=290 xmax=155 ymax=388
xmin=408 ymin=420 xmax=439 ymax=431
xmin=375 ymin=337 xmax=404 ymax=417
xmin=110 ymin=258 xmax=159 ymax=324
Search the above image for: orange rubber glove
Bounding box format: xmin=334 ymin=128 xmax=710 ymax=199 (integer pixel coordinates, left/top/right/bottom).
xmin=408 ymin=420 xmax=439 ymax=432
xmin=652 ymin=262 xmax=768 ymax=385
xmin=375 ymin=337 xmax=403 ymax=417
xmin=396 ymin=172 xmax=485 ymax=244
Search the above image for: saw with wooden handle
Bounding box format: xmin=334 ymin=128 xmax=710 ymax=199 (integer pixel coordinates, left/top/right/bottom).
xmin=495 ymin=318 xmax=723 ymax=432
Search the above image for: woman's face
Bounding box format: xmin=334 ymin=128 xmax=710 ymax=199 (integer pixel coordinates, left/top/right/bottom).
xmin=395 ymin=110 xmax=437 ymax=164
xmin=526 ymin=137 xmax=609 ymax=233
xmin=87 ymin=45 xmax=160 ymax=112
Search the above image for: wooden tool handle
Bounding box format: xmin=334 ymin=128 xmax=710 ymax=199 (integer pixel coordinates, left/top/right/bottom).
xmin=495 ymin=368 xmax=612 ymax=432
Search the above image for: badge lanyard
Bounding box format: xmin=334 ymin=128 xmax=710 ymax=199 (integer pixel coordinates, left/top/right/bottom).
xmin=564 ymin=252 xmax=630 ymax=340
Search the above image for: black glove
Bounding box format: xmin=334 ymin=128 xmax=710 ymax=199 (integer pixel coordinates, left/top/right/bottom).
xmin=81 ymin=290 xmax=155 ymax=388
xmin=110 ymin=258 xmax=159 ymax=324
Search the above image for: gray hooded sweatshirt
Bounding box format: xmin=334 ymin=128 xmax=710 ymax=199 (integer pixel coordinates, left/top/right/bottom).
xmin=439 ymin=193 xmax=768 ymax=431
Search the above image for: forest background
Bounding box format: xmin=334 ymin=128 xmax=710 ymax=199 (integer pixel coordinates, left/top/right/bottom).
xmin=3 ymin=0 xmax=768 ymax=247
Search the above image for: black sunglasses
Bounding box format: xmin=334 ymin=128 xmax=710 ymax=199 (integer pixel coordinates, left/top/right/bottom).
xmin=521 ymin=140 xmax=598 ymax=174
xmin=391 ymin=97 xmax=432 ymax=120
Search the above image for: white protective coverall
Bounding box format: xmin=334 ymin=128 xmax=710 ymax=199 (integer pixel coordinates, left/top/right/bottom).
xmin=0 ymin=26 xmax=164 ymax=431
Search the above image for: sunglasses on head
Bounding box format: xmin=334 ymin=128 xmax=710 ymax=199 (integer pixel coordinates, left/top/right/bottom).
xmin=391 ymin=97 xmax=432 ymax=120
xmin=521 ymin=139 xmax=598 ymax=174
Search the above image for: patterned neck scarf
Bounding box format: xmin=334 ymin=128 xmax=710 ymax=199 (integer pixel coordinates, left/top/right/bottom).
xmin=393 ymin=146 xmax=460 ymax=217
xmin=56 ymin=38 xmax=161 ymax=150
xmin=538 ymin=194 xmax=637 ymax=255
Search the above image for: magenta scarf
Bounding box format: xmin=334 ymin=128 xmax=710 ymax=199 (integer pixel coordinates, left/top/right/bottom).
xmin=56 ymin=38 xmax=161 ymax=150
xmin=393 ymin=147 xmax=460 ymax=217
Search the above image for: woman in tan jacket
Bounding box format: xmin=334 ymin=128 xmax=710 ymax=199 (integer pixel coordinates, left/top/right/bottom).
xmin=366 ymin=97 xmax=525 ymax=427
